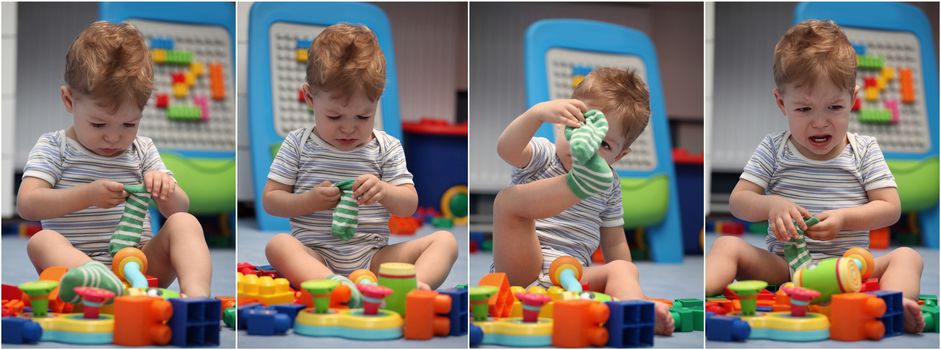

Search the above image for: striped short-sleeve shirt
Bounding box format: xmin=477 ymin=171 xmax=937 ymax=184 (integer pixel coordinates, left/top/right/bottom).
xmin=267 ymin=128 xmax=414 ymax=250
xmin=510 ymin=137 xmax=624 ymax=268
xmin=741 ymin=131 xmax=896 ymax=260
xmin=22 ymin=130 xmax=170 ymax=263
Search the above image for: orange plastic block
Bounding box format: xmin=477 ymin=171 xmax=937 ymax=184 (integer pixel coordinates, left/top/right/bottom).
xmin=591 ymin=246 xmax=605 ymax=263
xmin=216 ymin=296 xmax=236 ymax=315
xmin=479 ymin=273 xmax=513 ymax=318
xmin=329 ymin=284 xmax=351 ymax=309
xmin=113 ymin=296 xmax=173 ymax=346
xmin=209 ymin=63 xmax=225 ymax=100
xmin=39 ymin=266 xmax=72 ymax=313
xmin=389 ymin=215 xmax=420 ymax=235
xmin=404 ymin=290 xmax=451 ymax=340
xmin=900 ymin=68 xmax=914 ymax=103
xmin=870 ymin=227 xmax=890 ymax=249
xmin=552 ymin=299 xmax=608 ymax=348
xmin=645 ymin=297 xmax=673 ymax=307
xmin=830 ymin=293 xmax=886 ymax=341
xmin=773 ymin=287 xmax=791 ymax=312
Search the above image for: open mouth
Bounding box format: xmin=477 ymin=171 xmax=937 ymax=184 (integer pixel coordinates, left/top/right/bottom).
xmin=808 ymin=135 xmax=831 ymax=146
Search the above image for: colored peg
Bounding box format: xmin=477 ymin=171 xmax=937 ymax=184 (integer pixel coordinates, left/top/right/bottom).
xmin=301 ymin=280 xmax=338 ymax=314
xmin=73 ymin=286 xmax=114 ymax=319
xmin=357 ymin=284 xmax=393 ymax=316
xmin=515 ymin=292 xmax=551 ymax=323
xmin=781 ymin=286 xmax=819 ymax=317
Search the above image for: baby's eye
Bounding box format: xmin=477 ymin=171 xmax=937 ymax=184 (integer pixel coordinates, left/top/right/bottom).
xmin=326 ymin=115 xmax=341 ymax=121
xmin=356 ymin=115 xmax=371 ymax=121
xmin=795 ymin=107 xmax=812 ymax=113
xmin=828 ymin=105 xmax=844 ymax=111
xmin=91 ymin=123 xmax=106 ymax=128
xmin=123 ymin=123 xmax=137 ymax=128
xmin=601 ymin=141 xmax=612 ymax=150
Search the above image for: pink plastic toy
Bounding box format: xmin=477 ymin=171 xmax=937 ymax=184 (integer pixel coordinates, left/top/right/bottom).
xmin=357 ymin=284 xmax=393 ymax=316
xmin=781 ymin=286 xmax=819 ymax=317
xmin=515 ymin=292 xmax=551 ymax=323
xmin=73 ymin=287 xmax=115 ymax=319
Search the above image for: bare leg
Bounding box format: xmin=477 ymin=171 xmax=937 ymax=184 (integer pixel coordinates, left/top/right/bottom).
xmin=873 ymin=247 xmax=925 ymax=333
xmin=493 ymin=175 xmax=580 ymax=286
xmin=26 ymin=229 xmax=91 ymax=274
xmin=142 ymin=212 xmax=211 ymax=297
xmin=370 ymin=231 xmax=458 ymax=290
xmin=582 ymin=260 xmax=674 ymax=335
xmin=705 ymin=235 xmax=790 ymax=296
xmin=265 ymin=233 xmax=333 ymax=288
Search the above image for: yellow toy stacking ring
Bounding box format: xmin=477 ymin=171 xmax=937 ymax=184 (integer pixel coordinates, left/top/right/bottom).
xmin=349 ymin=269 xmax=378 ymax=285
xmin=548 ymin=256 xmax=583 ymax=288
xmin=843 ymin=247 xmax=874 ymax=280
xmin=440 ymin=185 xmax=468 ymax=225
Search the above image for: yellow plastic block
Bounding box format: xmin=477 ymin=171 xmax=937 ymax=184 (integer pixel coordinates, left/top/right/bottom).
xmin=190 ymin=61 xmax=204 ymax=76
xmin=865 ymin=86 xmax=879 ymax=102
xmin=184 ymin=71 xmax=196 ymax=86
xmin=876 ymin=76 xmax=886 ymax=90
xmin=151 ymin=49 xmax=166 ymax=64
xmin=571 ymin=76 xmax=585 ymax=90
xmin=172 ymin=83 xmax=188 ymax=98
xmin=237 ymin=273 xmax=294 ymax=306
xmin=881 ymin=66 xmax=894 ymax=81
xmin=296 ymin=49 xmax=308 ymax=62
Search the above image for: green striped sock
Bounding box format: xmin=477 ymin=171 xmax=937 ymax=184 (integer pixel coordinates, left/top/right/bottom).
xmin=58 ymin=261 xmax=124 ymax=304
xmin=565 ymin=109 xmax=614 ymax=199
xmin=332 ymin=180 xmax=358 ymax=241
xmin=109 ymin=184 xmax=151 ymax=257
xmin=784 ymin=216 xmax=820 ymax=273
xmin=328 ymin=274 xmax=362 ymax=308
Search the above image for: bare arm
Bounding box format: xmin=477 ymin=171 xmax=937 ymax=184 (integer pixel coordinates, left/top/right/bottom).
xmin=836 ymin=187 xmax=901 ymax=231
xmin=154 ymin=185 xmax=190 ymax=217
xmin=262 ymin=179 xmax=340 ymax=218
xmin=378 ymin=184 xmax=419 ymax=217
xmin=17 ymin=177 xmax=128 ymax=221
xmin=497 ymin=99 xmax=588 ymax=168
xmin=600 ymin=226 xmax=632 ymax=262
xmin=729 ymin=179 xmax=810 ymax=240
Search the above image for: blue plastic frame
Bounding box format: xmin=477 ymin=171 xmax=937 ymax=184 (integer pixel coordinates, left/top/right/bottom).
xmin=100 ymin=2 xmax=237 ymax=232
xmin=796 ymin=2 xmax=939 ymax=248
xmin=248 ymin=2 xmax=402 ymax=231
xmin=525 ymin=19 xmax=682 ymax=262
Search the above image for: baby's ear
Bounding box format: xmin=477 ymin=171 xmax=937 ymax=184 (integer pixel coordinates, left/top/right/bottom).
xmin=61 ymin=85 xmax=75 ymax=113
xmin=614 ymin=147 xmax=632 ymax=162
xmin=772 ymin=87 xmax=786 ymax=115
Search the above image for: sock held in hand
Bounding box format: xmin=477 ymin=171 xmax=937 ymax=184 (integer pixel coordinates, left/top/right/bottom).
xmin=564 ymin=109 xmax=614 ymax=199
xmin=332 ymin=179 xmax=358 ymax=240
xmin=109 ymin=184 xmax=151 ymax=257
xmin=328 ymin=274 xmax=362 ymax=308
xmin=58 ymin=261 xmax=124 ymax=304
xmin=784 ymin=216 xmax=820 ymax=274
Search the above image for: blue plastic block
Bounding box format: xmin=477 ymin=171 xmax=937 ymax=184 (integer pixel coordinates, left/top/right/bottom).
xmin=852 ymin=42 xmax=866 ymax=55
xmin=606 ymin=300 xmax=655 ymax=348
xmin=470 ymin=324 xmax=483 ymax=347
xmin=169 ymin=297 xmax=221 ymax=347
xmin=756 ymin=305 xmax=772 ymax=312
xmin=150 ymin=37 xmax=174 ymax=50
xmin=469 ymin=232 xmax=485 ymax=246
xmin=867 ymin=290 xmax=904 ymax=337
xmin=237 ymin=303 xmax=264 ymax=330
xmin=440 ymin=287 xmax=469 ymax=336
xmin=706 ymin=312 xmax=750 ymax=342
xmin=296 ymin=39 xmax=312 ymax=50
xmin=2 ymin=317 xmax=42 ymax=344
xmin=269 ymin=304 xmax=305 ymax=327
xmin=572 ymin=64 xmax=593 ymax=77
xmin=245 ymin=309 xmax=291 ymax=336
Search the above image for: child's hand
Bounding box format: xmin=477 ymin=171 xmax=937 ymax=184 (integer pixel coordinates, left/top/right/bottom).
xmin=805 ymin=210 xmax=844 ymax=241
xmin=524 ymin=99 xmax=589 ymax=128
xmin=310 ymin=181 xmax=341 ymax=209
xmin=144 ymin=171 xmax=176 ymax=201
xmin=87 ymin=179 xmax=128 ymax=209
xmin=767 ymin=196 xmax=811 ymax=241
xmin=352 ymin=174 xmax=389 ymax=206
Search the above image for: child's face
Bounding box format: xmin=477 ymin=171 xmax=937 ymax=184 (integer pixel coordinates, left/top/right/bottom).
xmin=773 ymin=80 xmax=857 ymax=161
xmin=61 ymin=86 xmax=142 ymax=157
xmin=304 ymin=84 xmax=377 ymax=151
xmin=555 ymin=114 xmax=631 ymax=167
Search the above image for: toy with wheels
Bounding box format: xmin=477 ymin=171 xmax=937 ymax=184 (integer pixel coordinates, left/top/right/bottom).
xmin=793 ymin=247 xmax=875 ymax=303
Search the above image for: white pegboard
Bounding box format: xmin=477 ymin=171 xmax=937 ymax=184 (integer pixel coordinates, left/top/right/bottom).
xmin=546 ymin=48 xmax=656 ymax=172
xmin=268 ymin=22 xmax=383 ymax=137
xmin=844 ymin=27 xmax=930 ymax=154
xmin=129 ymin=19 xmax=235 ymax=151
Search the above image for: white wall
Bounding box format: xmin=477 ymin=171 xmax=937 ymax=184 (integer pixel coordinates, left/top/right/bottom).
xmin=2 ymin=3 xmax=18 ymax=217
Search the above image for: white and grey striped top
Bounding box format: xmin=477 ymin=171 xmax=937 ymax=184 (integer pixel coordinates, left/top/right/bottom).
xmin=510 ymin=137 xmax=624 ymax=268
xmin=268 ymin=127 xmax=414 ymax=249
xmin=741 ymin=131 xmax=896 ymax=260
xmin=22 ymin=130 xmax=169 ymax=263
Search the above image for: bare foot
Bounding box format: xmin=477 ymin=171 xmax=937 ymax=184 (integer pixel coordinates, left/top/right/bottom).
xmin=417 ymin=281 xmax=431 ymax=291
xmin=902 ymin=298 xmax=925 ymax=333
xmin=654 ymin=301 xmax=674 ymax=336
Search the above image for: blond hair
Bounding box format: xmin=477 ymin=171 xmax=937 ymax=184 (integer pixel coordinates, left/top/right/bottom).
xmin=64 ymin=21 xmax=153 ymax=111
xmin=773 ymin=19 xmax=856 ymax=92
xmin=306 ymin=23 xmax=386 ymax=101
xmin=572 ymin=67 xmax=651 ymax=147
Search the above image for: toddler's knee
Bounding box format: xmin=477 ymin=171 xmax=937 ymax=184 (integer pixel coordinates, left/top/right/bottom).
xmin=493 ymin=186 xmax=521 ymax=214
xmin=711 ymin=235 xmax=746 ymax=253
xmin=607 ymin=259 xmax=638 ymax=276
xmin=265 ymin=233 xmax=294 ymax=258
xmin=27 ymin=230 xmax=62 ymax=257
xmin=892 ymin=246 xmax=923 ymax=269
xmin=165 ymin=212 xmax=199 ymax=228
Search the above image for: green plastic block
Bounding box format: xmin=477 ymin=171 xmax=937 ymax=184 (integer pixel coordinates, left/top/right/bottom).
xmin=670 ymin=305 xmax=694 ymax=332
xmin=922 ymin=304 xmax=938 ymax=333
xmin=858 ymin=109 xmax=892 ymax=124
xmin=747 ymin=221 xmax=769 ymax=234
xmin=674 ymin=299 xmax=704 ymax=331
xmin=166 ymin=105 xmax=202 ymax=121
xmin=857 ymin=55 xmax=884 ymax=70
xmin=432 ymin=216 xmax=454 ymax=229
xmin=920 ymin=294 xmax=938 ymax=307
xmin=674 ymin=298 xmax=704 ymax=309
xmin=166 ymin=50 xmax=193 ymax=65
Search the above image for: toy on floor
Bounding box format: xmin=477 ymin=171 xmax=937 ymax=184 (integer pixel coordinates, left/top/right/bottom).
xmin=112 ymin=247 xmax=180 ymax=299
xmin=471 ymin=287 xmax=553 ymax=347
xmin=26 ymin=285 xmax=117 ymax=345
xmin=793 ymin=247 xmax=875 ymax=303
xmin=113 ymin=295 xmax=172 ymax=346
xmin=377 ymin=262 xmax=417 ymax=316
xmin=293 ymin=279 xmax=404 ymax=340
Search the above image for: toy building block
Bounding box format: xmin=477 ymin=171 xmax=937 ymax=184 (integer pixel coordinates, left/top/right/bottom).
xmin=168 ymin=297 xmax=221 ymax=347
xmin=552 ymin=299 xmax=609 ymax=348
xmin=829 ymin=293 xmax=885 ymax=341
xmin=237 ymin=262 xmax=259 ymax=276
xmin=517 ymin=293 xmax=551 ymax=324
xmin=152 ymin=49 xmax=167 ymax=64
xmin=673 ymin=298 xmax=704 ymax=331
xmin=550 ymin=256 xmax=584 ymax=293
xmin=216 ymin=296 xmax=236 ymax=312
xmin=470 ymin=323 xmax=483 ymax=347
xmin=727 ymin=281 xmax=766 ymax=316
xmin=172 ymin=72 xmax=186 ymax=84
xmin=238 ymin=273 xmax=294 ymax=306
xmin=670 ymin=304 xmax=694 ymax=332
xmin=920 ymin=294 xmax=938 ymax=306
xmin=389 ymin=215 xmax=420 ymax=235
xmin=706 ymin=300 xmax=732 ymax=315
xmin=3 ymin=299 xmax=24 ymax=317
xmin=440 ymin=287 xmax=469 ymax=336
xmin=270 ymin=303 xmax=305 ymax=327
xmin=478 ymin=273 xmax=513 ymax=318
xmin=244 ymin=308 xmax=291 ymax=336
xmin=223 ymin=307 xmax=236 ymax=328
xmin=922 ymin=304 xmax=938 ymax=333
xmin=861 ymin=277 xmax=880 ymax=293
xmin=900 ymin=67 xmax=914 ymax=103
xmin=237 ymin=302 xmax=264 ymax=330
xmin=172 ymin=83 xmax=188 ymax=98
xmin=150 ymin=37 xmax=173 ymax=50
xmin=156 ymin=94 xmax=169 ymax=109
xmin=705 ymin=312 xmax=749 ymax=342
xmin=794 ymin=247 xmax=874 ymax=303
xmin=209 ymin=63 xmax=226 ymax=100
xmin=191 ymin=61 xmax=204 ymax=76
xmin=866 ymin=290 xmax=903 ymax=338
xmin=18 ymin=280 xmax=58 ymax=317
xmin=166 ymin=50 xmax=193 ymax=65
xmin=606 ymin=300 xmax=654 ymax=348
xmin=113 ymin=296 xmax=172 ymax=346
xmin=404 ymin=290 xmax=451 ymax=340
xmin=184 ymin=71 xmax=196 ymax=86
xmin=2 ymin=317 xmax=42 ymax=344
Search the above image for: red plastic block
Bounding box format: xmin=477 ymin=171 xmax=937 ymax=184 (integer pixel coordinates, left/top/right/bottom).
xmin=298 ymin=88 xmax=306 ymax=102
xmin=853 ymin=97 xmax=861 ymax=111
xmin=404 ymin=290 xmax=451 ymax=340
xmin=156 ymin=94 xmax=169 ymax=109
xmin=171 ymin=72 xmax=185 ymax=84
xmin=870 ymin=227 xmax=890 ymax=250
xmin=113 ymin=296 xmax=173 ymax=346
xmin=830 ymin=293 xmax=885 ymax=341
xmin=861 ymin=277 xmax=880 ymax=293
xmin=552 ymin=299 xmax=609 ymax=348
xmin=478 ymin=273 xmax=513 ymax=318
xmin=389 ymin=215 xmax=420 ymax=235
xmin=864 ymin=77 xmax=877 ymax=88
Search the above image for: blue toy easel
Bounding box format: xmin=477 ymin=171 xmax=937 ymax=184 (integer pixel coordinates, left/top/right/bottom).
xmin=796 ymin=2 xmax=939 ymax=248
xmin=525 ymin=19 xmax=683 ymax=262
xmin=248 ymin=3 xmax=401 ymax=231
